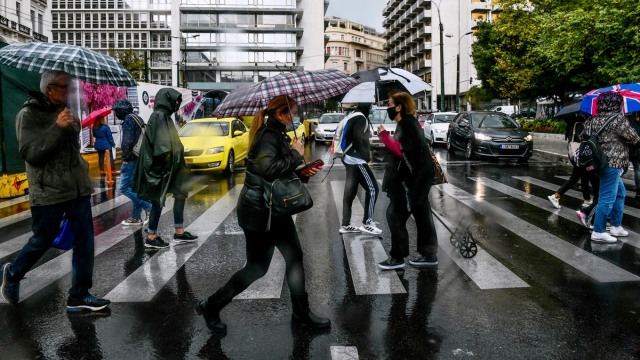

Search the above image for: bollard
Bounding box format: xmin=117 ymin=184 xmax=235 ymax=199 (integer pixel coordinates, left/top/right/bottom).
xmin=104 ymin=149 xmax=115 ymax=186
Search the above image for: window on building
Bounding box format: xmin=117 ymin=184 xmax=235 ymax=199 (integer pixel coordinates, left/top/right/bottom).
xmin=343 ymin=62 xmax=347 ymax=71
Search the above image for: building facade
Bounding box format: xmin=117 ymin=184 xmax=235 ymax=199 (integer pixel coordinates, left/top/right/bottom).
xmin=324 ymin=16 xmax=385 ymax=75
xmin=383 ymin=0 xmax=497 ymax=111
xmin=50 ymin=0 xmax=327 ymax=90
xmin=0 ymin=0 xmax=49 ymax=44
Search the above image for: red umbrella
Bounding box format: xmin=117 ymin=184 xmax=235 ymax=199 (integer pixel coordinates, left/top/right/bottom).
xmin=82 ymin=107 xmax=112 ymax=128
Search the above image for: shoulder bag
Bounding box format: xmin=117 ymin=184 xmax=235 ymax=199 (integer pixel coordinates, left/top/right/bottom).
xmin=263 ymin=172 xmax=313 ymax=231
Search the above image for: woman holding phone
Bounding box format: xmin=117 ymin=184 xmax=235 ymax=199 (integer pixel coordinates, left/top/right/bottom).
xmin=195 ymin=95 xmax=330 ymax=334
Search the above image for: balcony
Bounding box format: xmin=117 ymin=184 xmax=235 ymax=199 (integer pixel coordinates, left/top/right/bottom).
xmin=471 ymin=0 xmax=492 ymax=13
xmin=399 ymin=0 xmax=410 ymax=11
xmin=383 ymin=4 xmax=392 ymax=16
xmin=33 ymin=32 xmax=48 ymax=42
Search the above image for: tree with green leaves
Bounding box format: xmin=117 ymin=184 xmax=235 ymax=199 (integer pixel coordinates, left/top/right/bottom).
xmin=109 ymin=49 xmax=145 ymax=82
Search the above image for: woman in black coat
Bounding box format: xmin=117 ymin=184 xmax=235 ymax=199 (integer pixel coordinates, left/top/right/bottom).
xmin=195 ymin=95 xmax=330 ymax=334
xmin=377 ymin=91 xmax=438 ymax=270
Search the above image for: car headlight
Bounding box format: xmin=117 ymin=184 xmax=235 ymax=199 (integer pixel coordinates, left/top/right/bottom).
xmin=474 ymin=133 xmax=492 ymax=141
xmin=206 ymin=146 xmax=225 ymax=154
xmin=434 ymin=128 xmax=447 ymax=134
xmin=524 ymin=134 xmax=532 ymax=142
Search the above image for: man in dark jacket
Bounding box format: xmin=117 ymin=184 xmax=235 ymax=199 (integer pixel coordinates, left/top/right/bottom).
xmin=133 ymin=88 xmax=198 ymax=249
xmin=114 ymin=99 xmax=152 ymax=226
xmin=339 ymin=103 xmax=381 ymax=235
xmin=0 ymin=70 xmax=110 ymax=311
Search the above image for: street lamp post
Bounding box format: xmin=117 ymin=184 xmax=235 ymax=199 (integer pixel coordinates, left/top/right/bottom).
xmin=456 ymin=31 xmax=473 ymax=112
xmin=172 ymin=34 xmax=199 ymax=88
xmin=433 ymin=0 xmax=445 ymax=111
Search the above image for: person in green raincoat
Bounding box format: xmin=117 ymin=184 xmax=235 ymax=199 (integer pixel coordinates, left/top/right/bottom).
xmin=133 ymin=88 xmax=198 ymax=249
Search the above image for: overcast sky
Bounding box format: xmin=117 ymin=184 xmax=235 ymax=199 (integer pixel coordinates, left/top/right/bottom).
xmin=325 ymin=0 xmax=387 ymax=33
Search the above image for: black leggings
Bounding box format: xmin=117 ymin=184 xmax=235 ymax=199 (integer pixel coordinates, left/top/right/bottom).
xmin=210 ymin=216 xmax=306 ymax=302
xmin=558 ymin=164 xmax=598 ymax=200
xmin=97 ymin=149 xmax=115 ymax=172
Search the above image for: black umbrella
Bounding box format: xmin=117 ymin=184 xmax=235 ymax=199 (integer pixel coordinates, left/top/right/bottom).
xmin=554 ymin=102 xmax=585 ymax=119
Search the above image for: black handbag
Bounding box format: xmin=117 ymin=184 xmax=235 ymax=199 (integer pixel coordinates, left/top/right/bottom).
xmin=263 ymin=172 xmax=313 ymax=231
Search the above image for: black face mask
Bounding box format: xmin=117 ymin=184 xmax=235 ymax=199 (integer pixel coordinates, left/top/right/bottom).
xmin=387 ymin=106 xmax=399 ymax=120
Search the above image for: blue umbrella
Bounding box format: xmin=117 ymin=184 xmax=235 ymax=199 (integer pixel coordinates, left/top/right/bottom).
xmin=579 ymin=83 xmax=640 ymax=115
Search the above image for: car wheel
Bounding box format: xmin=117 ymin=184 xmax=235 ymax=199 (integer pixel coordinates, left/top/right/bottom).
xmin=226 ymin=150 xmax=235 ymax=174
xmin=465 ymin=141 xmax=476 ymax=160
xmin=447 ymin=136 xmax=455 ymax=154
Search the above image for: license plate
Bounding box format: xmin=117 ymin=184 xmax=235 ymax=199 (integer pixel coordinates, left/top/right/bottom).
xmin=500 ymin=144 xmax=519 ymax=149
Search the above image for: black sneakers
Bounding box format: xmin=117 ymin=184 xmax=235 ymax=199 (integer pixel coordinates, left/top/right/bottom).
xmin=173 ymin=231 xmax=199 ymax=243
xmin=145 ymin=236 xmax=170 ymax=249
xmin=67 ymin=294 xmax=111 ymax=312
xmin=377 ymin=257 xmax=405 ymax=270
xmin=1 ymin=263 xmax=19 ymax=305
xmin=408 ymin=254 xmax=439 ymax=268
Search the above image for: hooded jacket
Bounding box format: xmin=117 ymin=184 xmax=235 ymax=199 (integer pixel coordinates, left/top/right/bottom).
xmin=16 ymin=91 xmax=93 ymax=206
xmin=114 ymin=100 xmax=142 ymax=162
xmin=132 ymin=88 xmax=190 ymax=207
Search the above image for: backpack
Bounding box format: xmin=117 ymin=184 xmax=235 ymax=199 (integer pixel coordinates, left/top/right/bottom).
xmin=130 ymin=114 xmax=146 ymax=157
xmin=332 ymin=111 xmax=367 ymax=158
xmin=575 ymin=115 xmax=615 ymax=173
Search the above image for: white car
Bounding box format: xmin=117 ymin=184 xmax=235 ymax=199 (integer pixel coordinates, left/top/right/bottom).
xmin=368 ymin=106 xmax=397 ymax=149
xmin=423 ymin=112 xmax=457 ymax=146
xmin=314 ymin=113 xmax=345 ymax=142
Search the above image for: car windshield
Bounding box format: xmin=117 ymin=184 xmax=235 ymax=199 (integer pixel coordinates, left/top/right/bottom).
xmin=471 ymin=114 xmax=518 ymax=128
xmin=368 ymin=108 xmax=392 ymax=124
xmin=319 ymin=114 xmax=344 ymax=124
xmin=179 ymin=122 xmax=230 ymax=137
xmin=433 ymin=114 xmax=456 ymax=123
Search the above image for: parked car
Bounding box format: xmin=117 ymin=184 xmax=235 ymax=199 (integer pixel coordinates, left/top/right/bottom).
xmin=313 ymin=112 xmax=345 ymax=142
xmin=417 ymin=113 xmax=430 ymax=128
xmin=423 ymin=112 xmax=457 ymax=146
xmin=490 ymin=105 xmax=518 ymax=117
xmin=368 ymin=106 xmax=397 ymax=149
xmin=179 ymin=117 xmax=249 ymax=173
xmin=515 ymin=108 xmax=537 ymax=119
xmin=447 ymin=111 xmax=533 ymax=162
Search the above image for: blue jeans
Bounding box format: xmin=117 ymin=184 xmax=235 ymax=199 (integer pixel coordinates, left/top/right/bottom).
xmin=9 ymin=196 xmax=95 ymax=297
xmin=593 ymin=168 xmax=625 ymax=233
xmin=119 ymin=161 xmax=151 ymax=219
xmin=147 ymin=198 xmax=186 ymax=234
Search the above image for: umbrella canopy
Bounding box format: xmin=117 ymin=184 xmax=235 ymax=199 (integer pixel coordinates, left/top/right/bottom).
xmin=579 ymin=83 xmax=640 ymax=115
xmin=0 ymin=42 xmax=136 ymax=87
xmin=213 ymin=69 xmax=358 ymax=117
xmin=554 ymin=102 xmax=586 ymax=119
xmin=82 ymin=107 xmax=112 ymax=128
xmin=341 ymin=67 xmax=433 ymax=103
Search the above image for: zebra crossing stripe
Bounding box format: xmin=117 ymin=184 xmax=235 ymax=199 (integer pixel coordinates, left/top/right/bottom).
xmin=107 ymin=185 xmax=241 ymax=302
xmin=485 ymin=177 xmax=640 ymax=250
xmin=0 ymin=188 xmax=106 ymax=227
xmin=331 ymin=181 xmax=407 ymax=295
xmin=0 ymin=185 xmax=208 ymax=304
xmin=555 ymin=175 xmax=638 ymax=198
xmin=0 ymin=194 xmax=29 ymax=211
xmin=454 ymin=180 xmax=640 ymax=283
xmin=330 ymin=346 xmax=359 ymax=360
xmin=0 ymin=193 xmax=131 ymax=259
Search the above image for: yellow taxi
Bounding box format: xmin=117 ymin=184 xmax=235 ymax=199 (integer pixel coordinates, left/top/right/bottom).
xmin=286 ymin=118 xmax=308 ymax=144
xmin=179 ymin=117 xmax=249 ymax=173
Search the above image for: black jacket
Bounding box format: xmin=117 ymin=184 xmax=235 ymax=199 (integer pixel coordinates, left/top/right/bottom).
xmin=237 ymin=119 xmax=305 ymax=231
xmin=343 ymin=112 xmax=372 ymax=162
xmin=382 ymin=115 xmax=434 ymax=202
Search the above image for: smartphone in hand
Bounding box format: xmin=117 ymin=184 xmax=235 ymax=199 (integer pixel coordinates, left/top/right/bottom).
xmin=300 ymin=159 xmax=324 ymax=177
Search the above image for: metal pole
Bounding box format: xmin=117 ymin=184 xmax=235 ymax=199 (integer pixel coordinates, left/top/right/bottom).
xmin=439 ymin=20 xmax=445 ymax=111
xmin=183 ymin=39 xmax=187 ymax=88
xmin=456 ymin=32 xmax=472 ymax=113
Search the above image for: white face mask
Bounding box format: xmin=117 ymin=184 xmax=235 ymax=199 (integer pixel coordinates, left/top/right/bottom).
xmin=292 ymin=116 xmax=301 ymax=124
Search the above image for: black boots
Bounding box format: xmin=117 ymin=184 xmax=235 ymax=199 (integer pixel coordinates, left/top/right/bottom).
xmin=290 ymin=293 xmax=331 ymax=328
xmin=195 ymin=291 xmax=232 ymax=334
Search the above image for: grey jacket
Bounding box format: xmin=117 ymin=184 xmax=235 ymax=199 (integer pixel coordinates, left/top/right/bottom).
xmin=16 ymin=92 xmax=93 ymax=206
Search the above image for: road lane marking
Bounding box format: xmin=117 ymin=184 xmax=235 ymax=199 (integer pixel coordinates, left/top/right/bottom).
xmin=107 ymin=185 xmax=240 ymax=302
xmin=555 ymin=175 xmax=637 ymax=198
xmin=331 ymin=181 xmax=406 ymax=295
xmin=331 ymin=346 xmax=359 ymax=360
xmin=0 ymin=194 xmax=29 ymax=211
xmin=506 ymin=176 xmax=640 ymax=249
xmin=0 ymin=185 xmax=208 ymax=304
xmin=0 ymin=188 xmax=106 ymax=227
xmin=459 ymin=179 xmax=640 ymax=283
xmin=0 ymin=193 xmax=132 ymax=259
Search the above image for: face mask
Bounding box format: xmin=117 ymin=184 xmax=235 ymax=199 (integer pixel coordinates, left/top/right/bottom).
xmin=387 ymin=106 xmax=399 ymax=120
xmin=292 ymin=116 xmax=300 ymax=124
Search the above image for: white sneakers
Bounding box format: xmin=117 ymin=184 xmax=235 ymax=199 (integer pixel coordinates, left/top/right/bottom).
xmin=590 ymin=231 xmax=617 ymax=243
xmin=582 ymin=199 xmax=593 ymax=207
xmin=339 ymin=225 xmax=360 ymax=234
xmin=609 ymin=226 xmax=628 ymax=237
xmin=359 ymin=222 xmax=382 ymax=235
xmin=547 ymin=195 xmax=561 ymax=209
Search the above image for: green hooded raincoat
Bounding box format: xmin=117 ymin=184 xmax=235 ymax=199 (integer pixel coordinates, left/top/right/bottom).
xmin=132 ymin=88 xmax=190 ymax=207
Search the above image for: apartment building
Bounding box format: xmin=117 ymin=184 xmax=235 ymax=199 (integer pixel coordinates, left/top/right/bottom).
xmin=383 ymin=0 xmax=497 ymax=111
xmin=0 ymin=0 xmax=49 ymax=44
xmin=324 ymin=16 xmax=385 ymax=75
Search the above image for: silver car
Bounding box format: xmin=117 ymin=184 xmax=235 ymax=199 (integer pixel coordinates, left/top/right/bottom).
xmin=314 ymin=113 xmax=345 ymax=142
xmin=423 ymin=112 xmax=457 ymax=146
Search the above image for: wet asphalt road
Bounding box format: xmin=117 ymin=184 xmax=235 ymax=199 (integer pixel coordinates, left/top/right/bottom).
xmin=1 ymin=141 xmax=640 ymax=360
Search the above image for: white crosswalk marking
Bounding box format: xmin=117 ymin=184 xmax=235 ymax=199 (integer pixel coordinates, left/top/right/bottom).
xmin=556 ymin=175 xmax=637 ymax=197
xmin=331 ymin=180 xmax=407 ymax=295
xmin=485 ymin=177 xmax=640 ymax=250
xmin=107 ymin=185 xmax=240 ymax=302
xmin=0 ymin=193 xmax=131 ymax=259
xmin=0 ymin=194 xmax=29 ymax=211
xmin=445 ymin=180 xmax=640 ymax=283
xmin=0 ymin=187 xmax=106 ymax=227
xmin=0 ymin=185 xmax=208 ymax=304
xmin=331 ymin=346 xmax=359 ymax=360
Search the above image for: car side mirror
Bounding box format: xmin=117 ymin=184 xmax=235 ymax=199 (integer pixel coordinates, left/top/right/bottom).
xmin=233 ymin=130 xmax=243 ymax=137
xmin=427 ymin=120 xmax=432 ymax=124
xmin=313 ymin=121 xmax=318 ymax=125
